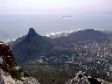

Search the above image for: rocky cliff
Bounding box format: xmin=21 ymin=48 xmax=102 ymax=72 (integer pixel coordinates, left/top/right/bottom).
xmin=0 ymin=42 xmax=40 ymax=84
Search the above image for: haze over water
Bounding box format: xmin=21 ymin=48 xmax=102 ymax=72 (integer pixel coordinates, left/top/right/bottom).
xmin=0 ymin=14 xmax=112 ymax=40
xmin=0 ymin=0 xmax=112 ymax=40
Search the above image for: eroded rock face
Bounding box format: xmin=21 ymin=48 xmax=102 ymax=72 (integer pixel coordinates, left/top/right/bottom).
xmin=0 ymin=42 xmax=40 ymax=84
xmin=65 ymin=71 xmax=111 ymax=84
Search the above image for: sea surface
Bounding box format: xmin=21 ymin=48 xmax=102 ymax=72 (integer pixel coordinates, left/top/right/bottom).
xmin=0 ymin=14 xmax=112 ymax=40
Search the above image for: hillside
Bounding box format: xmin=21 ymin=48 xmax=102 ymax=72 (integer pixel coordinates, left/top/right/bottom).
xmin=11 ymin=28 xmax=109 ymax=64
xmin=53 ymin=29 xmax=109 ymax=46
xmin=10 ymin=28 xmax=112 ymax=84
xmin=69 ymin=29 xmax=108 ymax=41
xmin=10 ymin=28 xmax=53 ymax=64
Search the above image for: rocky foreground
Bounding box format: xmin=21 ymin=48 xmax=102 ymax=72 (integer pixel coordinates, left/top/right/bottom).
xmin=0 ymin=42 xmax=40 ymax=84
xmin=65 ymin=71 xmax=111 ymax=84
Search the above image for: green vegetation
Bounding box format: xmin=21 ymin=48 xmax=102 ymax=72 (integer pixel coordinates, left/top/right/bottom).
xmin=21 ymin=62 xmax=77 ymax=84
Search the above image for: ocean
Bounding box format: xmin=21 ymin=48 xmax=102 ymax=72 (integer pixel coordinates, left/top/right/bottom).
xmin=0 ymin=14 xmax=112 ymax=40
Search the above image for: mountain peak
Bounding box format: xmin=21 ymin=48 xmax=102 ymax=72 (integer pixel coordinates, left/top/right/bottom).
xmin=27 ymin=28 xmax=37 ymax=36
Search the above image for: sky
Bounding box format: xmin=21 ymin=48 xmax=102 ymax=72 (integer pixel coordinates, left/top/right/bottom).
xmin=0 ymin=0 xmax=112 ymax=15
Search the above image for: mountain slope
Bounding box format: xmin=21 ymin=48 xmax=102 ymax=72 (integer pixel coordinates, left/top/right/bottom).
xmin=10 ymin=28 xmax=112 ymax=84
xmin=10 ymin=29 xmax=110 ymax=64
xmin=68 ymin=29 xmax=108 ymax=42
xmin=11 ymin=28 xmax=53 ymax=64
xmin=53 ymin=29 xmax=109 ymax=47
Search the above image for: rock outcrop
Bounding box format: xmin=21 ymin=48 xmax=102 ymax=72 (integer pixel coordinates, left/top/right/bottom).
xmin=65 ymin=71 xmax=111 ymax=84
xmin=0 ymin=42 xmax=40 ymax=84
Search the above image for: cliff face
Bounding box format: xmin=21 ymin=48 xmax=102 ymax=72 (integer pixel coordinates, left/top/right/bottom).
xmin=0 ymin=42 xmax=40 ymax=84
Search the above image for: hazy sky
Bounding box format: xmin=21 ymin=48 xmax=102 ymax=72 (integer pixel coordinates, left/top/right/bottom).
xmin=0 ymin=0 xmax=112 ymax=15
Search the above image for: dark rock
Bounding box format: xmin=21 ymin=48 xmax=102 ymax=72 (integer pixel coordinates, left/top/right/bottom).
xmin=28 ymin=28 xmax=37 ymax=36
xmin=88 ymin=78 xmax=101 ymax=84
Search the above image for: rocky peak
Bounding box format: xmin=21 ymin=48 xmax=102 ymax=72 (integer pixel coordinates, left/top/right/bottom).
xmin=27 ymin=28 xmax=37 ymax=37
xmin=26 ymin=28 xmax=41 ymax=41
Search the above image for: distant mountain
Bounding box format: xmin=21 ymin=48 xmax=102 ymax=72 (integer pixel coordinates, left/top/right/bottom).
xmin=10 ymin=29 xmax=110 ymax=64
xmin=53 ymin=29 xmax=109 ymax=46
xmin=68 ymin=29 xmax=108 ymax=42
xmin=44 ymin=30 xmax=110 ymax=64
xmin=10 ymin=28 xmax=53 ymax=64
xmin=0 ymin=42 xmax=39 ymax=84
